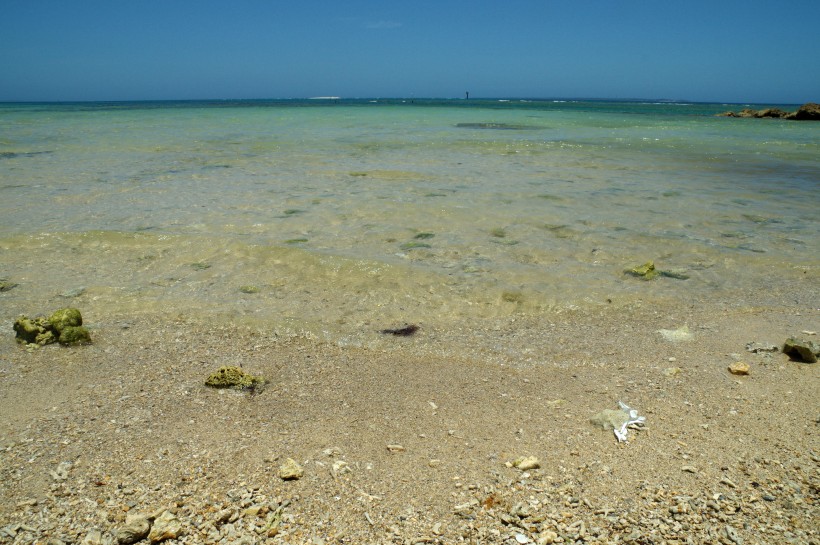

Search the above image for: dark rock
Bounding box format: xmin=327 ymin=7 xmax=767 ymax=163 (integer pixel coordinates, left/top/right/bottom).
xmin=718 ymin=102 xmax=819 ymax=121
xmin=783 ymin=337 xmax=819 ymax=363
xmin=753 ymin=108 xmax=788 ymax=118
xmin=790 ymin=102 xmax=820 ymax=120
xmin=0 ymin=279 xmax=18 ymax=292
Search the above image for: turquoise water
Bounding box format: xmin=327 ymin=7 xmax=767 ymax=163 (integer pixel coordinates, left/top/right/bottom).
xmin=1 ymin=99 xmax=818 ymax=348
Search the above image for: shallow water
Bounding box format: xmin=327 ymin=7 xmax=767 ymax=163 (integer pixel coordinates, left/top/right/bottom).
xmin=1 ymin=99 xmax=818 ymax=349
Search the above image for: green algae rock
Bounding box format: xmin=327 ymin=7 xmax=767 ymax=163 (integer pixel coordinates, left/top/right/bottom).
xmin=49 ymin=308 xmax=83 ymax=333
xmin=14 ymin=309 xmax=91 ymax=346
xmin=626 ymin=261 xmax=659 ymax=280
xmin=58 ymin=325 xmax=92 ymax=345
xmin=239 ymin=285 xmax=260 ymax=294
xmin=13 ymin=316 xmax=54 ymax=345
xmin=205 ymin=366 xmax=266 ymax=391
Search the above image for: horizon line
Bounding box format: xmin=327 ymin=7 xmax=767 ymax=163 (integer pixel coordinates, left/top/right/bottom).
xmin=0 ymin=96 xmax=808 ymax=106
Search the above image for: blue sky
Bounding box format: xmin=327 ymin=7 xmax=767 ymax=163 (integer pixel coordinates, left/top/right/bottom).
xmin=1 ymin=0 xmax=818 ymax=103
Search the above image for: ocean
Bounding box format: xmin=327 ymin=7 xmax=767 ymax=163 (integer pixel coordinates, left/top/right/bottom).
xmin=1 ymin=99 xmax=817 ymax=354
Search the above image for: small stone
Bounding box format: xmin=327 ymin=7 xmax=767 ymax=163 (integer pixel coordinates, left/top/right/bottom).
xmin=663 ymin=367 xmax=682 ymax=377
xmin=681 ymin=465 xmax=698 ymax=473
xmin=745 ymin=342 xmax=778 ymax=353
xmin=386 ymin=444 xmax=406 ymax=453
xmin=148 ymin=511 xmax=183 ymax=543
xmin=243 ymin=504 xmax=267 ymax=517
xmin=537 ymin=530 xmax=558 ymax=544
xmin=278 ymin=458 xmax=303 ymax=480
xmin=512 ymin=456 xmax=540 ymax=471
xmin=454 ymin=498 xmax=480 ymax=515
xmin=331 ymin=460 xmax=351 ymax=477
xmin=214 ymin=509 xmax=234 ymax=524
xmin=116 ymin=515 xmax=151 ymax=544
xmin=81 ymin=530 xmax=103 ymax=545
xmin=728 ymin=362 xmax=750 ymax=375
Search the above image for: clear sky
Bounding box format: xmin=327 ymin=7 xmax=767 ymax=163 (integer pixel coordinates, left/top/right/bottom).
xmin=1 ymin=0 xmax=818 ymax=103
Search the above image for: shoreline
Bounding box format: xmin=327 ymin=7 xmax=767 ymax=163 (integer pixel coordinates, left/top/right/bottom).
xmin=1 ymin=303 xmax=817 ymax=544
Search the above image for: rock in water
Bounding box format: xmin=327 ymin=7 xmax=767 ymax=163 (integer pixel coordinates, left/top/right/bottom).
xmin=783 ymin=337 xmax=819 ymax=363
xmin=791 ymin=102 xmax=820 ymax=120
xmin=626 ymin=261 xmax=659 ymax=280
xmin=148 ymin=511 xmax=183 ymax=543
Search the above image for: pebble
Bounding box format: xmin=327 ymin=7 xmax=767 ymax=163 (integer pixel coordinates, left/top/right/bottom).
xmin=114 ymin=514 xmax=150 ymax=544
xmin=147 ymin=511 xmax=183 ymax=543
xmin=80 ymin=529 xmax=103 ymax=545
xmin=386 ymin=444 xmax=406 ymax=453
xmin=278 ymin=458 xmax=304 ymax=480
xmin=728 ymin=362 xmax=750 ymax=375
xmin=512 ymin=456 xmax=540 ymax=471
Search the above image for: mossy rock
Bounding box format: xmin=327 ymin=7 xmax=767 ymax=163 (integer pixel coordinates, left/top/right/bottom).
xmin=58 ymin=325 xmax=92 ymax=345
xmin=13 ymin=309 xmax=91 ymax=346
xmin=49 ymin=308 xmax=83 ymax=333
xmin=13 ymin=316 xmax=55 ymax=345
xmin=626 ymin=261 xmax=659 ymax=280
xmin=205 ymin=366 xmax=266 ymax=391
xmin=239 ymin=285 xmax=260 ymax=294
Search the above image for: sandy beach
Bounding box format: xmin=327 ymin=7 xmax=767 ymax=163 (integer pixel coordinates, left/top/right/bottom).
xmin=1 ymin=301 xmax=817 ymax=545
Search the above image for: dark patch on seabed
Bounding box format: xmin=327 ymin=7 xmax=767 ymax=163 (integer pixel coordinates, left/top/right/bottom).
xmin=0 ymin=151 xmax=54 ymax=159
xmin=455 ymin=123 xmax=541 ymax=130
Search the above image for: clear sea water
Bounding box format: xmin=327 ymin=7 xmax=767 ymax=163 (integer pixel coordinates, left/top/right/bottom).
xmin=1 ymin=99 xmax=818 ymax=351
